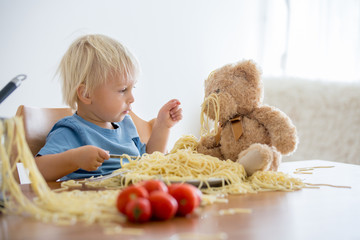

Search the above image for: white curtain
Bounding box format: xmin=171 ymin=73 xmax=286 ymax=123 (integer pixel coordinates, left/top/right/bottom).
xmin=261 ymin=0 xmax=360 ymax=82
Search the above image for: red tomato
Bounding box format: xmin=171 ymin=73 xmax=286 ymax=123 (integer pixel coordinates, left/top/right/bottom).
xmin=140 ymin=179 xmax=168 ymax=194
xmin=167 ymin=183 xmax=180 ymax=195
xmin=168 ymin=183 xmax=200 ymax=216
xmin=149 ymin=191 xmax=178 ymax=221
xmin=194 ymin=187 xmax=203 ymax=206
xmin=168 ymin=183 xmax=202 ymax=206
xmin=116 ymin=185 xmax=149 ymax=214
xmin=125 ymin=198 xmax=152 ymax=223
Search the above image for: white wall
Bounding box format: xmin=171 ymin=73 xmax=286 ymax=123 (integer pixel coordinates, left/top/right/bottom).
xmin=0 ymin=0 xmax=267 ymax=148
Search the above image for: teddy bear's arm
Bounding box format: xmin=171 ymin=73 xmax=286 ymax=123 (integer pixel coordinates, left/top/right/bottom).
xmin=197 ymin=135 xmax=223 ymax=159
xmin=250 ymin=105 xmax=298 ymax=155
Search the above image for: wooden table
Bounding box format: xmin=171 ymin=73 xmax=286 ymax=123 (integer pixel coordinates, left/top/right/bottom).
xmin=1 ymin=160 xmax=359 ymax=240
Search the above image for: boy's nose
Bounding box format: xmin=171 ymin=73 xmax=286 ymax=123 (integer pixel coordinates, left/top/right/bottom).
xmin=128 ymin=91 xmax=135 ymax=104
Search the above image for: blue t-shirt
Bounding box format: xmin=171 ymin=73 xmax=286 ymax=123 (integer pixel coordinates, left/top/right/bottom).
xmin=37 ymin=113 xmax=146 ymax=181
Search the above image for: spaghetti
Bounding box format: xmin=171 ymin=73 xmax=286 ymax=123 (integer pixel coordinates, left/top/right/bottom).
xmin=170 ymin=134 xmax=199 ymax=153
xmin=200 ymin=93 xmax=220 ymax=137
xmin=218 ymin=208 xmax=252 ymax=215
xmin=0 ymin=117 xmax=135 ymax=234
xmin=79 ymin=135 xmax=305 ymax=195
xmin=1 ymin=117 xmax=305 ymax=231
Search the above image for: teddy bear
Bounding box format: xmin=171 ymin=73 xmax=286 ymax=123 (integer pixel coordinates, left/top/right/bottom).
xmin=197 ymin=60 xmax=298 ymax=176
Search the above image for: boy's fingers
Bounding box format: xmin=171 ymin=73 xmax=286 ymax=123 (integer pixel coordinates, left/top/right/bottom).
xmin=98 ymin=149 xmax=110 ymax=160
xmin=170 ymin=108 xmax=183 ymax=120
xmin=169 ymin=102 xmax=182 ymax=114
xmin=166 ymin=99 xmax=181 ymax=110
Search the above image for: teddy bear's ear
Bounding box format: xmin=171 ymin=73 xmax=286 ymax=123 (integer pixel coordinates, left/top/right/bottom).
xmin=233 ymin=60 xmax=261 ymax=85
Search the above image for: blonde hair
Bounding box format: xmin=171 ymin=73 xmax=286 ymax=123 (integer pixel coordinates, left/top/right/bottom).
xmin=58 ymin=34 xmax=139 ymax=110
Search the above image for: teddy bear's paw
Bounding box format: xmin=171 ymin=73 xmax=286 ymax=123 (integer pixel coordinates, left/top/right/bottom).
xmin=237 ymin=144 xmax=274 ymax=176
xmin=198 ymin=135 xmax=218 ymax=148
xmin=269 ymin=149 xmax=281 ymax=171
xmin=197 ymin=144 xmax=223 ymax=159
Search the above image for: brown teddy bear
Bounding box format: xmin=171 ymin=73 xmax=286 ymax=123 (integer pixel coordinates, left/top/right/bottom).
xmin=197 ymin=60 xmax=298 ymax=175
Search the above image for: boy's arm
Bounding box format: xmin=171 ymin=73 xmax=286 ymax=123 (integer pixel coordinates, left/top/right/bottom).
xmin=35 ymin=145 xmax=110 ymax=181
xmin=146 ymin=99 xmax=182 ymax=154
xmin=146 ymin=122 xmax=171 ymax=154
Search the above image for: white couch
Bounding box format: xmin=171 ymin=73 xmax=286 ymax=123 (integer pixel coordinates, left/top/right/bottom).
xmin=263 ymin=78 xmax=360 ymax=165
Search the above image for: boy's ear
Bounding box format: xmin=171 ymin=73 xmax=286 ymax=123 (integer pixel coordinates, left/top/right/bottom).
xmin=77 ymin=84 xmax=91 ymax=104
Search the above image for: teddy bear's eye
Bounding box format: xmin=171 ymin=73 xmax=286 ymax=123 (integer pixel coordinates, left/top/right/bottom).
xmin=215 ymin=89 xmax=220 ymax=94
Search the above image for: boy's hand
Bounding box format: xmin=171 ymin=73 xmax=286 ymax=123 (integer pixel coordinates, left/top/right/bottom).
xmin=71 ymin=145 xmax=110 ymax=171
xmin=146 ymin=99 xmax=183 ymax=154
xmin=157 ymin=99 xmax=183 ymax=128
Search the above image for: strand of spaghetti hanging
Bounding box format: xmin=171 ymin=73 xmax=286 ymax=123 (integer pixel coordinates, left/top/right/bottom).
xmin=200 ymin=93 xmax=220 ymax=138
xmin=0 ymin=118 xmax=125 ymax=226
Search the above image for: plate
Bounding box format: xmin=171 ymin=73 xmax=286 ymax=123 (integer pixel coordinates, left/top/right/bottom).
xmin=170 ymin=178 xmax=225 ymax=188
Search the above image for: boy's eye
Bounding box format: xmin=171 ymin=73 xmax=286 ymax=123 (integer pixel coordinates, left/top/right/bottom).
xmin=119 ymin=84 xmax=135 ymax=93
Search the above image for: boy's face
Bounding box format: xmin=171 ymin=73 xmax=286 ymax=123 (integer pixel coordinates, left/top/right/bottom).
xmin=90 ymin=75 xmax=135 ymax=123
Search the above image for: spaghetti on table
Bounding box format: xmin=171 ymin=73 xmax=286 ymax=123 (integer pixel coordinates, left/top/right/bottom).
xmin=0 ymin=116 xmax=305 ymax=228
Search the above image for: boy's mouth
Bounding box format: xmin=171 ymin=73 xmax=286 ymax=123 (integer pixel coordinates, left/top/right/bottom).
xmin=123 ymin=107 xmax=132 ymax=114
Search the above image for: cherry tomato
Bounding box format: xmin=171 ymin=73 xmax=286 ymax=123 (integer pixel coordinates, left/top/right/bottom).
xmin=168 ymin=183 xmax=202 ymax=205
xmin=194 ymin=187 xmax=203 ymax=206
xmin=149 ymin=191 xmax=178 ymax=221
xmin=140 ymin=179 xmax=168 ymax=194
xmin=125 ymin=198 xmax=152 ymax=223
xmin=116 ymin=185 xmax=149 ymax=214
xmin=168 ymin=183 xmax=200 ymax=216
xmin=167 ymin=183 xmax=181 ymax=196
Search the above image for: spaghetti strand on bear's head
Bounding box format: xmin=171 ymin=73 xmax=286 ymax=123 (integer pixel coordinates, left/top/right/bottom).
xmin=200 ymin=93 xmax=220 ymax=137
